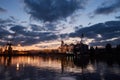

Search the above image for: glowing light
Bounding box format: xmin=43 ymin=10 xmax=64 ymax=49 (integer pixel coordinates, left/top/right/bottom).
xmin=11 ymin=37 xmax=95 ymax=50
xmin=16 ymin=63 xmax=20 ymax=70
xmin=8 ymin=35 xmax=13 ymax=39
xmin=84 ymin=38 xmax=94 ymax=45
xmin=17 ymin=44 xmax=21 ymax=47
xmin=87 ymin=64 xmax=95 ymax=73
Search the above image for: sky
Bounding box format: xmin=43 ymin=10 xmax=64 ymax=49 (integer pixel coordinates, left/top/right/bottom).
xmin=0 ymin=0 xmax=120 ymax=50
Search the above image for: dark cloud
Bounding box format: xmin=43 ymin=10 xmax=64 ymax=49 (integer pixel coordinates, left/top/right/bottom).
xmin=0 ymin=27 xmax=13 ymax=45
xmin=30 ymin=22 xmax=57 ymax=32
xmin=24 ymin=0 xmax=87 ymax=22
xmin=0 ymin=18 xmax=14 ymax=24
xmin=0 ymin=27 xmax=11 ymax=37
xmin=10 ymin=16 xmax=15 ymax=20
xmin=14 ymin=32 xmax=58 ymax=46
xmin=44 ymin=23 xmax=56 ymax=31
xmin=0 ymin=18 xmax=15 ymax=30
xmin=30 ymin=24 xmax=45 ymax=31
xmin=0 ymin=18 xmax=59 ymax=46
xmin=0 ymin=18 xmax=17 ymax=45
xmin=10 ymin=25 xmax=26 ymax=33
xmin=94 ymin=0 xmax=120 ymax=15
xmin=9 ymin=25 xmax=58 ymax=46
xmin=0 ymin=7 xmax=7 ymax=13
xmin=70 ymin=20 xmax=120 ymax=46
xmin=115 ymin=16 xmax=120 ymax=19
xmin=21 ymin=21 xmax=27 ymax=23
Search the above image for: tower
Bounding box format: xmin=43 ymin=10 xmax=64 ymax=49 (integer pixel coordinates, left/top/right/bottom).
xmin=61 ymin=40 xmax=64 ymax=47
xmin=80 ymin=33 xmax=84 ymax=43
xmin=4 ymin=42 xmax=13 ymax=55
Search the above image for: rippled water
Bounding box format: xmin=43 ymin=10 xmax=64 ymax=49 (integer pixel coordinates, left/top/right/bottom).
xmin=0 ymin=55 xmax=120 ymax=80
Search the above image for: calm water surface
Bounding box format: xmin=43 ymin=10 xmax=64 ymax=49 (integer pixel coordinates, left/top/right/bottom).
xmin=0 ymin=55 xmax=120 ymax=80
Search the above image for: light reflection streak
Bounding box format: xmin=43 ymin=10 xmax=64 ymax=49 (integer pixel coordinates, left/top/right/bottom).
xmin=11 ymin=57 xmax=61 ymax=71
xmin=86 ymin=64 xmax=96 ymax=73
xmin=16 ymin=63 xmax=19 ymax=70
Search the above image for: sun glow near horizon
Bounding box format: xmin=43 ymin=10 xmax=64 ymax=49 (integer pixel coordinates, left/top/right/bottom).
xmin=12 ymin=37 xmax=94 ymax=51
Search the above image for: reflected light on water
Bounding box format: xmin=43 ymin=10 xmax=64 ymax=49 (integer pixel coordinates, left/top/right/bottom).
xmin=108 ymin=64 xmax=120 ymax=74
xmin=59 ymin=77 xmax=76 ymax=80
xmin=16 ymin=63 xmax=20 ymax=70
xmin=10 ymin=57 xmax=61 ymax=71
xmin=86 ymin=64 xmax=96 ymax=73
xmin=0 ymin=56 xmax=120 ymax=80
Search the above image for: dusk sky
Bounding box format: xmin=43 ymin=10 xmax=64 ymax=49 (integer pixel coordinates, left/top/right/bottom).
xmin=0 ymin=0 xmax=120 ymax=50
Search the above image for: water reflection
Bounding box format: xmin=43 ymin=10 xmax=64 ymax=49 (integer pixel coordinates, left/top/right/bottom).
xmin=0 ymin=55 xmax=120 ymax=80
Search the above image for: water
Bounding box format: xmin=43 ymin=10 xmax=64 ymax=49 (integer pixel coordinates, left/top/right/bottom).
xmin=0 ymin=55 xmax=120 ymax=80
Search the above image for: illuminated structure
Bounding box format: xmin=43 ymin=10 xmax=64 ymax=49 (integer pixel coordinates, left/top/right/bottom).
xmin=73 ymin=34 xmax=89 ymax=55
xmin=59 ymin=34 xmax=89 ymax=54
xmin=59 ymin=40 xmax=74 ymax=53
xmin=4 ymin=42 xmax=13 ymax=55
xmin=3 ymin=33 xmax=16 ymax=55
xmin=59 ymin=40 xmax=68 ymax=53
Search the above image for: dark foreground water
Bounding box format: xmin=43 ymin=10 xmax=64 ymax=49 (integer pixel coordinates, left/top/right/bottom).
xmin=0 ymin=55 xmax=120 ymax=80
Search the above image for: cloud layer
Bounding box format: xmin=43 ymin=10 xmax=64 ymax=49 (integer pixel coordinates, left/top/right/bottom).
xmin=0 ymin=17 xmax=120 ymax=47
xmin=24 ymin=0 xmax=87 ymax=22
xmin=94 ymin=0 xmax=120 ymax=15
xmin=0 ymin=18 xmax=58 ymax=46
xmin=70 ymin=21 xmax=120 ymax=46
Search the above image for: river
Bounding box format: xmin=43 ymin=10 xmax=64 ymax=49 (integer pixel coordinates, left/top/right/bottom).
xmin=0 ymin=55 xmax=120 ymax=80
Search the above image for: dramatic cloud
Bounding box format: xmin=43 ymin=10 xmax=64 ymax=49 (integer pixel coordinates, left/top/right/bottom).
xmin=30 ymin=23 xmax=56 ymax=31
xmin=9 ymin=25 xmax=58 ymax=46
xmin=0 ymin=27 xmax=11 ymax=37
xmin=0 ymin=17 xmax=59 ymax=46
xmin=30 ymin=24 xmax=46 ymax=31
xmin=14 ymin=32 xmax=58 ymax=46
xmin=0 ymin=7 xmax=6 ymax=13
xmin=1 ymin=19 xmax=120 ymax=46
xmin=94 ymin=0 xmax=120 ymax=15
xmin=24 ymin=0 xmax=87 ymax=22
xmin=10 ymin=25 xmax=26 ymax=33
xmin=0 ymin=26 xmax=12 ymax=45
xmin=0 ymin=19 xmax=16 ymax=32
xmin=70 ymin=20 xmax=120 ymax=46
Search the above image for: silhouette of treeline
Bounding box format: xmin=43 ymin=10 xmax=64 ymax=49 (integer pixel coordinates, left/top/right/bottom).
xmin=59 ymin=40 xmax=120 ymax=56
xmin=0 ymin=40 xmax=120 ymax=57
xmin=89 ymin=43 xmax=120 ymax=56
